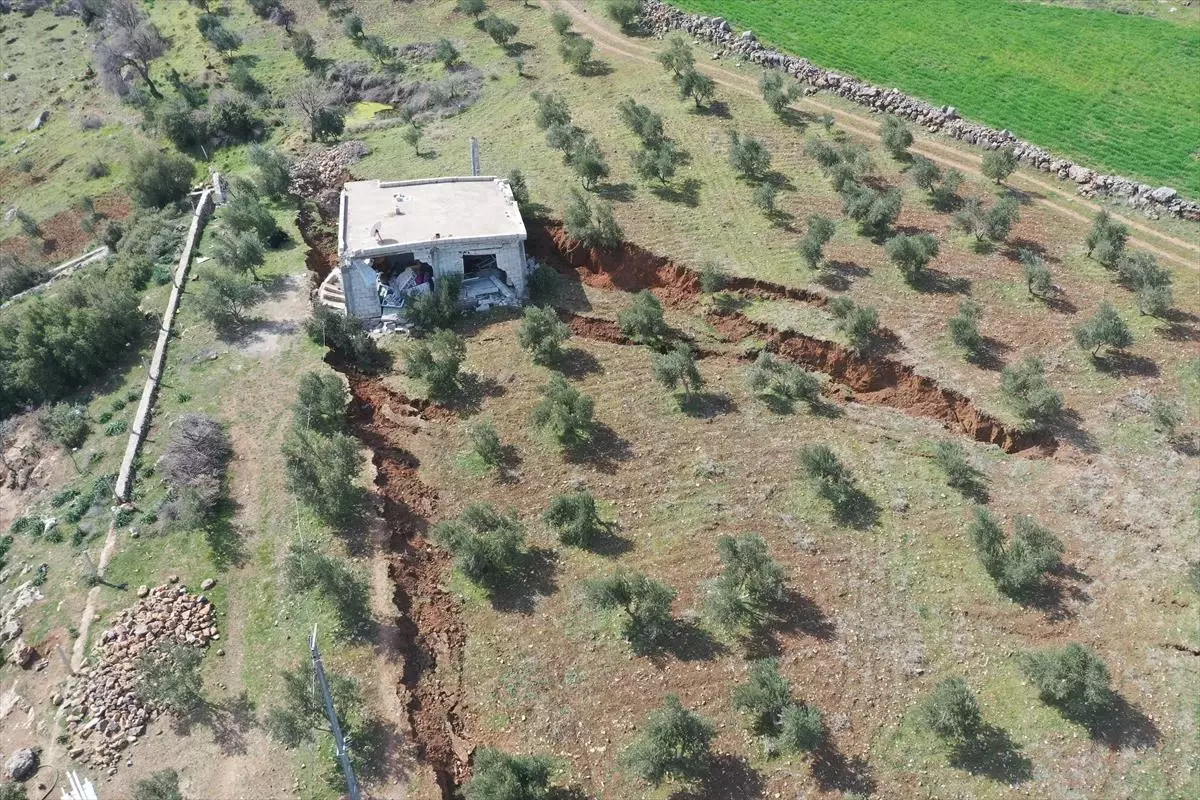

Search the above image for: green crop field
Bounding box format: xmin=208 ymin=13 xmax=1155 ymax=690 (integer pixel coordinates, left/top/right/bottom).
xmin=672 ymin=0 xmax=1200 ymax=196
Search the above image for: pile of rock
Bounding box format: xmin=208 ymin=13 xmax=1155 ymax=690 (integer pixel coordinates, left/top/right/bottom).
xmin=290 ymin=140 xmax=370 ymax=207
xmin=641 ymin=0 xmax=1199 ymax=221
xmin=59 ymin=583 xmax=218 ymax=773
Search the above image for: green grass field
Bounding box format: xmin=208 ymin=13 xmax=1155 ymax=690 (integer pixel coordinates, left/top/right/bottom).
xmin=672 ymin=0 xmax=1200 ymax=196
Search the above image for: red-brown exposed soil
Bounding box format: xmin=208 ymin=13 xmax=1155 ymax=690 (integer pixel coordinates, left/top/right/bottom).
xmin=0 ymin=193 xmax=131 ymax=262
xmin=341 ymin=366 xmax=471 ymax=797
xmin=559 ymin=309 xmax=631 ymax=345
xmin=529 ymin=222 xmax=1056 ymax=456
xmin=297 ymin=206 xmax=338 ymax=284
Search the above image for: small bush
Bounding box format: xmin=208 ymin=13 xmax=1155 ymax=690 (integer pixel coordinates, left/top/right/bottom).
xmin=651 ymin=343 xmax=703 ymax=398
xmin=458 ymin=0 xmax=486 ymax=18
xmin=1149 ymin=394 xmax=1182 ymax=438
xmin=431 ymin=503 xmax=525 ymax=589
xmin=481 ymin=15 xmax=519 ymax=48
xmin=1073 ymin=301 xmax=1132 ymax=358
xmin=829 ymin=298 xmax=880 ymax=355
xmin=293 ymin=372 xmax=347 ymax=436
xmin=137 ymin=644 xmax=205 ymax=717
xmin=799 ymin=444 xmax=858 ymax=513
xmin=464 ymin=748 xmax=552 ymax=800
xmin=798 ymin=214 xmax=836 ymax=270
xmin=728 ymin=131 xmax=771 ymax=182
xmin=530 ymin=374 xmax=594 ymax=447
xmin=732 ymin=658 xmax=791 ymax=736
xmin=708 ymin=533 xmax=785 ymax=635
xmin=306 ymin=306 xmax=388 ymax=371
xmin=746 ymin=351 xmax=820 ymax=408
xmin=947 ymin=299 xmax=984 ymax=360
xmin=283 ymin=540 xmax=372 ymax=638
xmin=1020 ymin=249 xmax=1052 ymax=298
xmin=248 ymin=146 xmax=292 ymax=199
xmin=919 ymin=677 xmax=983 ymax=743
xmin=1019 ymin=643 xmax=1113 ymax=717
xmin=968 ymin=507 xmax=1064 ymax=596
xmin=404 ymin=329 xmax=466 ymax=403
xmin=776 ymin=701 xmax=824 ymax=754
xmin=543 ymin=490 xmax=605 ymax=548
xmin=133 ymin=769 xmax=184 ymax=800
xmin=880 ymin=115 xmax=913 ymax=159
xmin=698 ymin=261 xmax=726 ymax=293
xmin=40 ymin=403 xmax=90 ymax=449
xmin=930 ymin=440 xmax=983 ymax=492
xmin=1000 ymin=357 xmax=1062 ymax=427
xmin=128 ymin=149 xmax=195 ymax=209
xmin=585 ymin=569 xmax=675 ymax=653
xmin=622 ymin=695 xmax=713 ymax=786
xmin=563 ymin=188 xmax=623 ymax=250
xmin=468 ymin=420 xmax=504 ymax=470
xmin=617 ymin=290 xmax=669 ymax=346
xmin=981 ymin=147 xmax=1018 ymax=184
xmin=405 ymin=275 xmax=463 ymax=337
xmin=759 ymin=70 xmax=799 ymax=116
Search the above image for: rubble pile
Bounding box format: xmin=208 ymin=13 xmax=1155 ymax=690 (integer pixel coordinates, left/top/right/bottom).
xmin=641 ymin=0 xmax=1199 ymax=221
xmin=290 ymin=140 xmax=370 ymax=209
xmin=60 ymin=584 xmax=217 ymax=773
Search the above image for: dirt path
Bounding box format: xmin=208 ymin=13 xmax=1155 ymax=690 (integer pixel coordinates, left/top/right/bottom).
xmin=560 ymin=0 xmax=1200 ymax=271
xmin=69 ymin=520 xmax=120 ymax=671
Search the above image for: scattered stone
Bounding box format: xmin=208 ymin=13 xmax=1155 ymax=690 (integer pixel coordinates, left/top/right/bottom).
xmin=0 ymin=619 xmax=22 ymax=647
xmin=200 ymin=578 xmax=216 ymax=591
xmin=890 ymin=497 xmax=910 ymax=513
xmin=136 ymin=585 xmax=149 ymax=598
xmin=167 ymin=575 xmax=179 ymax=584
xmin=2 ymin=72 xmax=14 ymax=81
xmin=4 ymin=748 xmax=37 ymax=781
xmin=27 ymin=110 xmax=48 ymax=132
xmin=8 ymin=638 xmax=36 ymax=668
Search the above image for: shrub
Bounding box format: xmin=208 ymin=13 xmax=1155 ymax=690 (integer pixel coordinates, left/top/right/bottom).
xmin=362 ymin=35 xmax=396 ymax=65
xmin=981 ymin=147 xmax=1018 ymax=184
xmin=530 ymin=373 xmax=594 ymax=447
xmin=798 ymin=214 xmax=836 ymax=270
xmin=482 ymin=15 xmax=519 ymax=47
xmin=698 ymin=261 xmax=726 ymax=294
xmin=210 ymin=230 xmax=265 ymax=278
xmin=293 ymin=372 xmax=346 ymax=436
xmin=732 ymin=658 xmax=790 ymax=735
xmin=434 ymin=38 xmax=460 ymax=68
xmin=342 ymin=12 xmax=363 ymax=39
xmin=198 ymin=14 xmax=241 ymax=54
xmin=947 ymin=299 xmax=984 ymax=359
xmin=930 ymin=169 xmax=964 ymax=212
xmin=1020 ymin=249 xmax=1053 ymax=298
xmin=968 ymin=507 xmax=1064 ymax=596
xmin=128 ymin=149 xmax=194 ymax=208
xmin=282 ymin=428 xmax=365 ymax=525
xmin=618 ymin=98 xmax=664 ymax=145
xmin=518 ymin=306 xmax=570 ymax=364
xmin=432 ymin=503 xmax=525 ymax=588
xmin=133 ymin=769 xmax=183 ymax=800
xmin=708 ymin=533 xmax=785 ymax=635
xmin=570 ymin=136 xmax=610 ymax=190
xmin=1187 ymin=561 xmax=1200 ymax=594
xmin=467 ymin=420 xmax=504 ymax=469
xmin=777 ymin=702 xmax=824 ymax=754
xmin=617 ymin=290 xmax=669 ymax=346
xmin=930 ymin=440 xmax=983 ymax=491
xmin=632 ymin=138 xmax=686 ymax=185
xmin=404 ymin=329 xmax=466 ymax=402
xmin=195 ymin=267 xmax=266 ymax=331
xmin=658 ymin=35 xmax=694 ymax=76
xmin=585 ymin=569 xmax=675 ymax=652
xmin=560 ymin=34 xmax=596 ymax=74
xmin=1149 ymin=394 xmax=1182 ymax=438
xmin=606 ymin=0 xmax=641 ymax=29
xmin=284 ymin=540 xmax=371 ymax=638
xmin=1085 ymin=210 xmax=1129 ymax=267
xmin=651 ymin=343 xmax=703 ymax=398
xmin=1000 ymin=357 xmax=1062 ymax=426
xmin=228 ymin=61 xmax=264 ymax=96
xmin=1073 ymin=301 xmax=1132 ymax=358
xmin=550 ymin=10 xmax=573 ymax=35
xmin=248 ymin=146 xmax=292 ymax=199
xmin=728 ymin=131 xmax=771 ymax=182
xmin=105 ymin=419 xmax=128 ymax=436
xmin=543 ymin=490 xmax=605 ymax=548
xmin=829 ymin=298 xmax=880 ymax=355
xmin=841 ymin=183 xmax=902 ymax=240
xmin=623 ymin=696 xmax=713 ymax=786
xmin=910 ymin=155 xmax=941 ymax=192
xmin=527 ymin=266 xmax=558 ymax=305
xmin=675 ymin=68 xmax=714 ymax=108
xmin=86 ymin=159 xmax=111 ymax=179
xmin=799 ymin=443 xmax=858 ymax=512
xmin=221 ymin=185 xmax=282 ymax=243
xmin=919 ymin=677 xmax=983 ymax=743
xmin=532 ymin=91 xmax=571 ymax=130
xmin=885 ymin=233 xmax=939 ymax=284
xmin=464 ymin=748 xmax=552 ymax=800
xmin=759 ymin=70 xmax=798 ymax=116
xmin=563 ymin=189 xmax=623 ymax=250
xmin=1019 ymin=643 xmax=1113 ymax=716
xmin=747 ymin=351 xmax=820 ymax=408
xmin=304 ymin=305 xmax=387 ymax=371
xmin=507 ymin=168 xmax=531 ymax=210
xmin=137 ymin=644 xmax=205 ymax=716
xmin=40 ymin=403 xmax=90 ymax=449
xmin=458 ymin=0 xmax=486 ymax=18
xmin=880 ymin=115 xmax=912 ymax=159
xmin=752 ymin=182 xmax=780 ymax=219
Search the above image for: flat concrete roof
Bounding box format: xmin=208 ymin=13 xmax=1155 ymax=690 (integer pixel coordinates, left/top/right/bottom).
xmin=339 ymin=176 xmax=526 ymax=257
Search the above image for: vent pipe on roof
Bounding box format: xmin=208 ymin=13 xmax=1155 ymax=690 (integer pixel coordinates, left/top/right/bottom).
xmin=470 ymin=137 xmax=481 ymax=177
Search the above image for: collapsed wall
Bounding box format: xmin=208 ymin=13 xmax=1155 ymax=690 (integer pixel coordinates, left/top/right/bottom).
xmin=641 ymin=0 xmax=1199 ymax=222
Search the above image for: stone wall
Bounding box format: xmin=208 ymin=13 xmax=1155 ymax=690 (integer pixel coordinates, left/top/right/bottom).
xmin=641 ymin=0 xmax=1199 ymax=222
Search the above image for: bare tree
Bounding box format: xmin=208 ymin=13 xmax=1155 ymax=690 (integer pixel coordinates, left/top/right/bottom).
xmin=288 ymin=78 xmax=344 ymax=141
xmin=94 ymin=0 xmax=169 ymax=99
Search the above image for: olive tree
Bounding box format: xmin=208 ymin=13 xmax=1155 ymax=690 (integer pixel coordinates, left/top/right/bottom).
xmin=1073 ymin=301 xmax=1132 ymax=358
xmin=798 ymin=214 xmax=836 ymax=271
xmin=981 ymin=147 xmax=1018 ymax=184
xmin=432 ymin=504 xmax=525 ymax=589
xmin=584 ymin=569 xmax=676 ymax=653
xmin=1000 ymin=357 xmax=1062 ymax=427
xmin=530 ymin=373 xmax=594 ymax=447
xmin=651 ymin=343 xmax=703 ymax=399
xmin=919 ymin=677 xmax=983 ymax=744
xmin=621 ymin=695 xmax=714 ymax=786
xmin=707 ymin=534 xmax=785 ymax=636
xmin=543 ymin=490 xmax=605 ymax=548
xmin=880 ymin=115 xmax=913 ymax=159
xmin=464 ymin=748 xmax=552 ymax=800
xmin=617 ymin=290 xmax=670 ymax=346
xmin=518 ymin=306 xmax=571 ymax=364
xmin=404 ymin=330 xmax=466 ymax=402
xmin=885 ymin=233 xmax=940 ymax=284
xmin=1019 ymin=643 xmax=1113 ymax=717
xmin=732 ymin=659 xmax=823 ymax=756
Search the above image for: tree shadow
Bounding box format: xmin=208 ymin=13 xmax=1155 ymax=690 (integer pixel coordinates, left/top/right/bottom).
xmin=810 ymin=736 xmax=876 ymax=796
xmin=1002 ymin=238 xmax=1056 ymax=264
xmin=966 ymin=335 xmax=1010 ymax=372
xmin=594 ymin=181 xmax=636 ymax=202
xmin=775 ymin=107 xmax=812 ymax=129
xmin=948 ymin=474 xmax=990 ymax=505
xmin=669 ymin=753 xmax=764 ymax=799
xmin=948 ymin=723 xmax=1033 ymax=784
xmin=914 ymin=268 xmax=972 ymax=294
xmin=576 ymin=59 xmax=613 ymax=77
xmin=503 ymin=41 xmax=535 ymax=57
xmin=678 ymin=391 xmax=736 ymax=419
xmin=699 ymin=100 xmax=731 ymax=119
xmin=1155 ymin=308 xmax=1200 ymax=343
xmin=1042 ymin=292 xmax=1079 ymax=315
xmin=650 ymin=177 xmax=702 ymax=207
xmin=556 ymin=347 xmax=604 ymax=379
xmin=579 ymin=522 xmax=634 ymax=558
xmin=1093 ymin=351 xmax=1159 ymax=378
xmin=970 ymin=239 xmax=998 ymax=255
xmin=446 ymin=372 xmax=507 ymax=417
xmin=489 ymin=546 xmax=558 ymax=614
xmin=203 ymin=499 xmax=246 ymax=569
xmin=205 ymin=691 xmax=256 ymax=757
xmin=745 ymin=588 xmax=836 ymax=659
xmin=548 ymin=787 xmax=591 ymax=800
xmin=1006 ymin=561 xmax=1092 ymax=622
xmin=1048 ymin=408 xmax=1098 ymax=455
xmin=655 ymin=618 xmax=728 ymax=662
xmin=763 ymin=171 xmax=794 ymax=191
xmin=565 ymin=422 xmax=634 ymax=474
xmin=1059 ymin=693 xmax=1162 ymax=750
xmin=830 ymin=488 xmax=881 ymax=530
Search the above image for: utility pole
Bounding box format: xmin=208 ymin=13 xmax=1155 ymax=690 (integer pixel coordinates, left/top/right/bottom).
xmin=311 ymin=626 xmax=362 ymax=800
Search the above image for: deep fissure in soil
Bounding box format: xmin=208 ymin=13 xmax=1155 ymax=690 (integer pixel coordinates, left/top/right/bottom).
xmin=530 ymin=223 xmax=1056 ymax=455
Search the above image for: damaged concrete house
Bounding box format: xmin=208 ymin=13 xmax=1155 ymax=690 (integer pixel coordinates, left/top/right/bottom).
xmin=318 ymin=175 xmax=531 ymax=324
